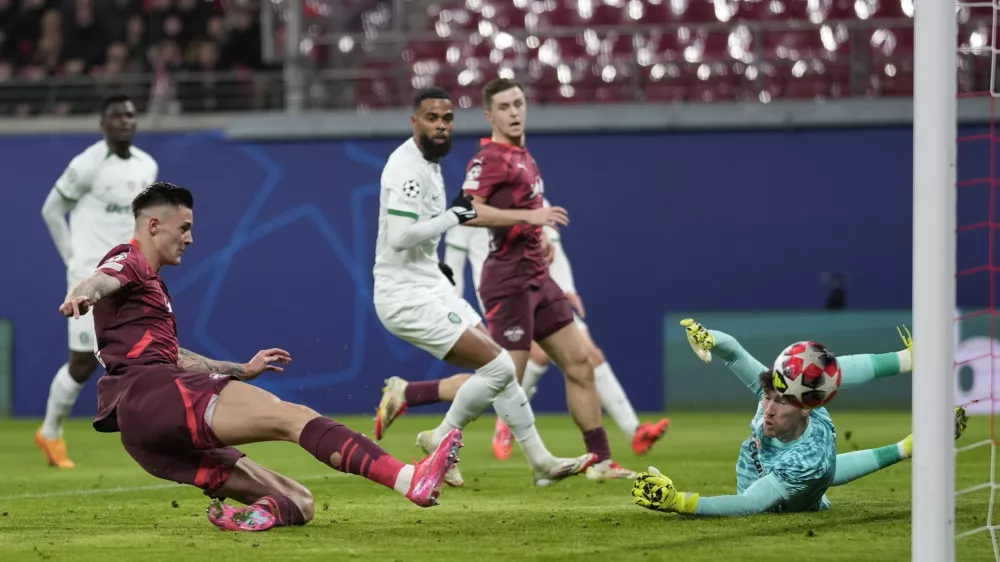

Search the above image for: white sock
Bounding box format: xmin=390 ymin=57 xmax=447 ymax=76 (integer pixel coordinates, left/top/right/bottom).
xmin=41 ymin=364 xmax=83 ymax=440
xmin=431 ymin=352 xmax=512 ymax=444
xmin=594 ymin=362 xmax=640 ymax=439
xmin=521 ymin=359 xmax=549 ymax=402
xmin=493 ymin=380 xmax=552 ymax=468
xmin=393 ymin=464 xmax=415 ymax=494
xmin=896 ymin=349 xmax=912 ymax=373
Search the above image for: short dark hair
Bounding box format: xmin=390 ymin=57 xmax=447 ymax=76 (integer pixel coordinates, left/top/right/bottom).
xmin=482 ymin=78 xmax=524 ymax=108
xmin=412 ymin=86 xmax=451 ymax=110
xmin=132 ymin=181 xmax=194 ymax=218
xmin=101 ymin=93 xmax=134 ymax=117
xmin=759 ymin=370 xmax=775 ymax=393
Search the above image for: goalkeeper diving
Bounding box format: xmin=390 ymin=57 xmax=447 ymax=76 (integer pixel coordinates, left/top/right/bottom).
xmin=631 ymin=319 xmax=969 ymax=517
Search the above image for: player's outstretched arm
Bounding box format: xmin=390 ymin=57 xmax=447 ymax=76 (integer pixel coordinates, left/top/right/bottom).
xmin=632 ymin=467 xmax=787 ymax=517
xmin=682 ymin=319 xmax=768 ymax=395
xmin=464 ymin=195 xmax=569 ymax=228
xmin=835 ymin=326 xmax=914 ymax=389
xmin=41 ymin=187 xmax=76 ymax=266
xmin=177 ymin=347 xmax=291 ymax=381
xmin=59 ymin=271 xmax=123 ymax=319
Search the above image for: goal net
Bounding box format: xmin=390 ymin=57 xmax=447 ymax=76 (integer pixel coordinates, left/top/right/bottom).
xmin=947 ymin=2 xmax=1000 ymax=560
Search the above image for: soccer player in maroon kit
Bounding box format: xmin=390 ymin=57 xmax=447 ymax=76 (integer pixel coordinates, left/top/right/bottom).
xmin=59 ymin=182 xmax=463 ymax=532
xmin=466 ymin=79 xmax=635 ymax=480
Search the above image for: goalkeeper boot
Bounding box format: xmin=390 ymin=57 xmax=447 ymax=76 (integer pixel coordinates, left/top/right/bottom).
xmin=586 ymin=459 xmax=638 ymax=481
xmin=632 ymin=419 xmax=671 ymax=456
xmin=374 ymin=376 xmax=408 ymax=440
xmin=681 ymin=318 xmax=715 ymax=363
xmin=416 ymin=430 xmax=464 ymax=487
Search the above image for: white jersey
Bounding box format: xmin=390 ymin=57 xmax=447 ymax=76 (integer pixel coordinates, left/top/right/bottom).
xmin=55 ymin=140 xmax=158 ymax=279
xmin=373 ymin=139 xmax=452 ymax=299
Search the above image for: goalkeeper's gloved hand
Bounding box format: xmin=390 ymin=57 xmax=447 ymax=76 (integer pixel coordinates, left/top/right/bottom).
xmin=631 ymin=466 xmax=700 ymax=515
xmin=956 ymin=406 xmax=969 ymax=441
xmin=897 ymin=324 xmax=913 ymax=370
xmin=680 ymin=318 xmax=714 ymax=364
xmin=449 ymin=192 xmax=477 ymax=224
xmin=438 ymin=262 xmax=456 ymax=286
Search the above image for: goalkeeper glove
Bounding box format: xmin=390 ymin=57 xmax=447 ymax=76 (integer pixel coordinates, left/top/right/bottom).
xmin=680 ymin=318 xmax=714 ymax=364
xmin=438 ymin=262 xmax=456 ymax=286
xmin=897 ymin=324 xmax=913 ymax=369
xmin=956 ymin=406 xmax=969 ymax=441
xmin=449 ymin=192 xmax=477 ymax=224
xmin=631 ymin=466 xmax=700 ymax=515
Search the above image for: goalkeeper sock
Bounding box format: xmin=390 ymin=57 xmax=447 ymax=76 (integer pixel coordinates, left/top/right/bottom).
xmin=832 ymin=444 xmax=906 ymax=486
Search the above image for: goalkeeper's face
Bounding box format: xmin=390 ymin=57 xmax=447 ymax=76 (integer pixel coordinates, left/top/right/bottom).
xmin=762 ymin=389 xmax=810 ymax=439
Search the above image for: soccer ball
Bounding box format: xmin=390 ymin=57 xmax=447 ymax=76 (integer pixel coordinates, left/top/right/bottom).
xmin=771 ymin=341 xmax=842 ymax=408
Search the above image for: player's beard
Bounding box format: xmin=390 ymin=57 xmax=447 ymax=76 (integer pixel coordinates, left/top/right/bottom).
xmin=419 ymin=132 xmax=452 ymax=161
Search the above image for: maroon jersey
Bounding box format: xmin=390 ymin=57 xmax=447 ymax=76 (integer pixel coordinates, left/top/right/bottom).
xmin=91 ymin=240 xmax=180 ymax=432
xmin=463 ymin=139 xmax=548 ymax=298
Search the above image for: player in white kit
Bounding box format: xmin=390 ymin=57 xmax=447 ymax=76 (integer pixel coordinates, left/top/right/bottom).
xmin=372 ymin=87 xmax=596 ymax=487
xmin=37 ymin=94 xmax=158 ymax=468
xmin=442 ymin=204 xmax=670 ymax=460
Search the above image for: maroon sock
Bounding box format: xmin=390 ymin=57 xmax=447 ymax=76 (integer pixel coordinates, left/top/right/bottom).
xmin=298 ymin=417 xmax=405 ymax=490
xmin=404 ymin=380 xmax=441 ymax=406
xmin=255 ymin=494 xmax=306 ymax=527
xmin=583 ymin=428 xmax=612 ymax=462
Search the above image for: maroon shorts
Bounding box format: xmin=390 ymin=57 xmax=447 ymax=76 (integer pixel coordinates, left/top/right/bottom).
xmin=116 ymin=365 xmax=244 ymax=497
xmin=482 ymin=275 xmax=575 ymax=351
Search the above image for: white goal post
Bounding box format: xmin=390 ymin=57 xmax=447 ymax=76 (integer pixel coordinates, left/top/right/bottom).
xmin=912 ymin=0 xmax=958 ymax=561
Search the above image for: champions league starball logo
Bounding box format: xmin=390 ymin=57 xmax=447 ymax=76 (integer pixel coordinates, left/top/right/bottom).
xmin=402 ymin=180 xmax=421 ymax=199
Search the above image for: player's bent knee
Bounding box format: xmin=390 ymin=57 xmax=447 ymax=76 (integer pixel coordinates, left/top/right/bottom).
xmin=562 ymin=355 xmax=595 ymax=386
xmin=284 ymin=482 xmax=315 ymax=522
xmin=589 ymin=346 xmax=606 ymax=366
xmin=478 ymin=349 xmax=516 ymax=391
xmin=68 ymin=353 xmax=99 ymax=381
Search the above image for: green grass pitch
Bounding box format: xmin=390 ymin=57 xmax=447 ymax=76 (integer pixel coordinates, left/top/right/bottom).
xmin=0 ymin=411 xmax=996 ymax=561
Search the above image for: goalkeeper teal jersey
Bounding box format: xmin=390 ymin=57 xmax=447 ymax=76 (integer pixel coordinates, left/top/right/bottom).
xmin=682 ymin=329 xmax=904 ymax=516
xmin=712 ymin=330 xmax=841 ymax=514
xmin=734 ymin=400 xmax=837 ymax=512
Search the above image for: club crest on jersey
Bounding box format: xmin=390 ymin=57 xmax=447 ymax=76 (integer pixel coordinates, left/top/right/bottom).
xmin=466 ymin=160 xmax=482 ymax=181
xmin=504 ymin=326 xmax=525 ymax=342
xmin=447 ymin=312 xmax=461 ymax=324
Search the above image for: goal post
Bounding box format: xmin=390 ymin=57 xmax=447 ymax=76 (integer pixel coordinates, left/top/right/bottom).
xmin=912 ymin=0 xmax=958 ymax=561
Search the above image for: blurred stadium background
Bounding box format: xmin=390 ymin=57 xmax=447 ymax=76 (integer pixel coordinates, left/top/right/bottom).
xmin=1 ymin=0 xmax=993 ymax=417
xmin=0 ymin=2 xmax=998 ymax=558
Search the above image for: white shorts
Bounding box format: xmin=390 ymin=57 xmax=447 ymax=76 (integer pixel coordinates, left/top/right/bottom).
xmin=67 ymin=270 xmax=97 ymax=353
xmin=375 ymin=290 xmax=483 ymax=360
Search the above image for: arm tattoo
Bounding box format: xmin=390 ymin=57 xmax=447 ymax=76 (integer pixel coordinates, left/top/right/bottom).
xmin=177 ymin=348 xmax=247 ymax=378
xmin=70 ymin=272 xmax=122 ymax=303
